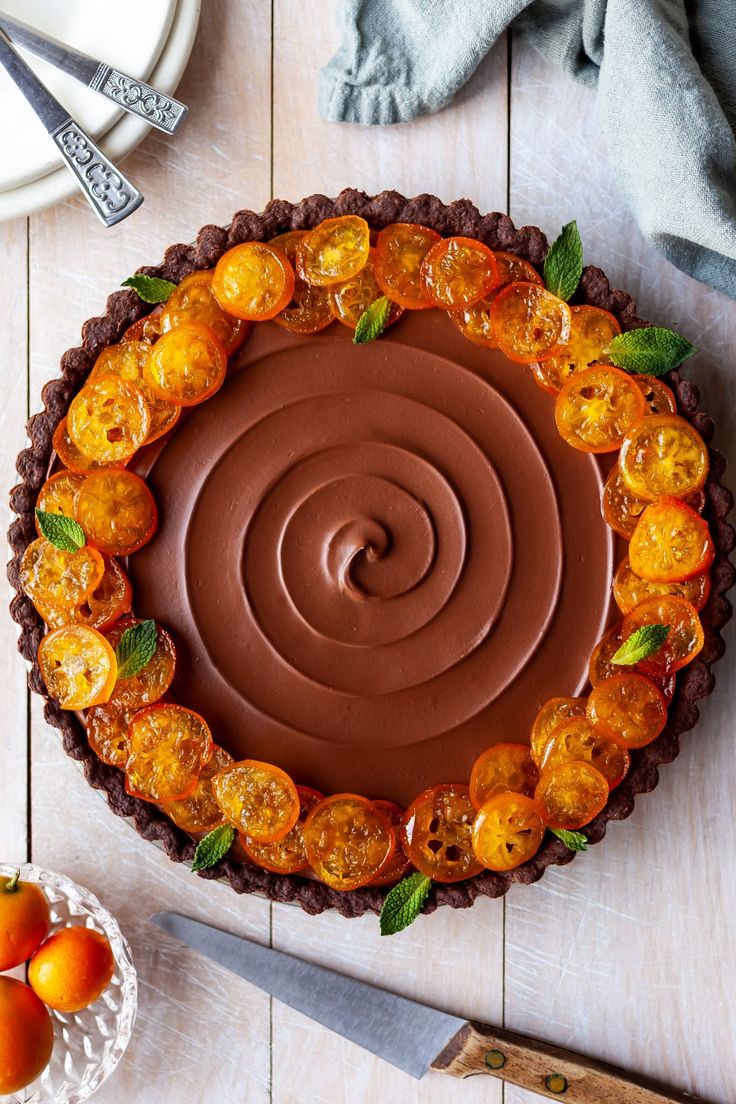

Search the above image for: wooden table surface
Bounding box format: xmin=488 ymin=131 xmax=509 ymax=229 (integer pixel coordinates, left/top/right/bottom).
xmin=1 ymin=7 xmax=735 ymax=1103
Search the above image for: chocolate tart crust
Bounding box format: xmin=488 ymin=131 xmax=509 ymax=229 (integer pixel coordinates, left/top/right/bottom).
xmin=8 ymin=190 xmax=735 ymax=918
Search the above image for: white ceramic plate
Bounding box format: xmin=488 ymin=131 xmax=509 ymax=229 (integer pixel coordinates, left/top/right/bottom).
xmin=0 ymin=0 xmax=201 ymax=221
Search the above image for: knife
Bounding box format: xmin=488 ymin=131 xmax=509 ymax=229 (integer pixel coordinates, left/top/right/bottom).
xmin=0 ymin=9 xmax=187 ymax=134
xmin=152 ymin=911 xmax=705 ymax=1103
xmin=0 ymin=27 xmax=142 ymax=227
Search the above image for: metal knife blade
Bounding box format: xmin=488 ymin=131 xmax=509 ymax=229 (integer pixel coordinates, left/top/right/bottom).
xmin=151 ymin=911 xmax=466 ymax=1080
xmin=0 ymin=9 xmax=187 ymax=133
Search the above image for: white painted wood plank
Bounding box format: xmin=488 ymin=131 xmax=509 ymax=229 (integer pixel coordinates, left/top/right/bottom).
xmin=0 ymin=219 xmax=29 ymax=862
xmin=506 ymin=40 xmax=736 ymax=1104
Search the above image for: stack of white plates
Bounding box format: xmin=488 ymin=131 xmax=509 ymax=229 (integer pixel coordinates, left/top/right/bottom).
xmin=0 ymin=0 xmax=201 ymax=221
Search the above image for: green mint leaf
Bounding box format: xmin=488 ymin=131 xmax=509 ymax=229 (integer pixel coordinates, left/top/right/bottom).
xmin=605 ymin=327 xmax=696 ymax=376
xmin=192 ymin=824 xmax=235 ymax=871
xmin=543 ymin=220 xmax=583 ymax=302
xmin=552 ymin=828 xmax=588 ymax=852
xmin=611 ymin=624 xmax=670 ymax=666
xmin=115 ymin=619 xmax=158 ymax=681
xmin=35 ymin=508 xmax=86 ymax=552
xmin=353 ymin=295 xmax=392 ymax=345
xmin=121 ymin=274 xmax=177 ymax=304
xmin=379 ymin=872 xmax=431 ymax=936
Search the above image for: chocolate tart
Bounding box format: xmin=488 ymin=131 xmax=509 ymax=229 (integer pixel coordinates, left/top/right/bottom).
xmin=8 ymin=190 xmax=735 ymax=918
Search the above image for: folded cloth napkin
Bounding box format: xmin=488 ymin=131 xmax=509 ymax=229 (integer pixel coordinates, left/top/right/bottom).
xmin=319 ymin=0 xmax=736 ymax=299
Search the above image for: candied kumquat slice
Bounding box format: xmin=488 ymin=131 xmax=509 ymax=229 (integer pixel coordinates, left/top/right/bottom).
xmin=86 ymin=699 xmax=137 ymax=767
xmin=20 ymin=537 xmax=104 ymax=614
xmin=328 ymin=253 xmax=404 ymax=329
xmin=68 ymin=375 xmax=150 ymax=464
xmin=589 ymin=625 xmax=626 ymax=685
xmin=622 ymin=595 xmax=704 ymax=676
xmin=160 ymin=271 xmax=251 ymax=355
xmin=39 ymin=556 xmax=132 ymax=632
xmin=270 ymin=231 xmax=334 ymax=334
xmin=367 ymin=800 xmax=412 ymax=886
xmin=469 ymin=743 xmax=540 ymax=809
xmin=472 ymin=792 xmax=546 ymax=872
xmin=494 ymin=251 xmax=543 ymax=289
xmin=402 ymin=783 xmax=483 ymax=883
xmin=629 ymin=497 xmax=714 ymax=584
xmin=38 ymin=625 xmax=117 ymax=709
xmin=530 ymin=697 xmax=587 ymax=764
xmin=618 ymin=414 xmax=709 ymax=501
xmin=613 ymin=555 xmax=711 ymax=615
xmin=420 ymin=236 xmax=499 ymax=309
xmin=126 ymin=703 xmax=213 ymax=803
xmin=212 ymin=241 xmax=295 ymax=319
xmin=602 ymin=465 xmax=648 ymax=538
xmin=490 ymin=282 xmax=572 ymax=364
xmin=121 ymin=310 xmax=162 ymax=344
xmin=587 ymin=673 xmax=667 ymax=749
xmin=52 ymin=418 xmax=125 ymax=474
xmin=35 ymin=471 xmax=85 ymax=530
xmin=295 ymin=215 xmax=370 ymax=288
xmin=373 ymin=222 xmax=441 ymax=309
xmin=449 ymin=296 xmax=498 ymax=347
xmin=74 ymin=469 xmax=158 ymax=557
xmin=90 ymin=340 xmax=180 ymax=444
xmin=242 ymin=786 xmax=323 ymax=874
xmin=537 ymin=716 xmax=630 ymax=789
xmin=632 ymin=375 xmax=677 ymax=416
xmin=535 ymin=761 xmax=609 ymax=830
xmin=555 ymin=365 xmax=645 ymax=453
xmin=163 ymin=745 xmax=234 ymax=834
xmin=531 ymin=305 xmax=621 ymax=394
xmin=212 ymin=759 xmax=300 ymax=843
xmin=145 ymin=321 xmax=227 ymax=407
xmin=303 ymin=794 xmax=394 ymax=890
xmin=105 ymin=618 xmax=176 ymax=708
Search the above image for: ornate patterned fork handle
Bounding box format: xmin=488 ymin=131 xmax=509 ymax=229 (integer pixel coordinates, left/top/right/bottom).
xmin=51 ymin=118 xmax=144 ymax=227
xmin=89 ymin=65 xmax=187 ymax=134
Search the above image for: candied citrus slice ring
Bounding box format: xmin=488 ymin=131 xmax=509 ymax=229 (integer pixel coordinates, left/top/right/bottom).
xmin=241 ymin=786 xmax=323 ymax=874
xmin=74 ymin=469 xmax=158 ymax=557
xmin=613 ymin=555 xmax=711 ymax=615
xmin=586 ymin=674 xmax=667 ymax=749
xmin=302 ymin=794 xmax=395 ymax=890
xmin=618 ymin=413 xmax=709 ymax=501
xmin=163 ymin=745 xmax=234 ymax=833
xmin=67 ymin=375 xmax=150 ymax=464
xmin=105 ymin=618 xmax=176 ymax=709
xmin=270 ymin=231 xmax=334 ymax=335
xmin=629 ymin=496 xmax=714 ymax=583
xmin=52 ymin=418 xmax=126 ymax=474
xmin=39 ymin=556 xmax=132 ymax=632
xmin=420 ymin=236 xmax=499 ymax=309
xmin=632 ymin=375 xmax=677 ymax=416
xmin=20 ymin=537 xmax=104 ymax=615
xmin=469 ymin=743 xmax=539 ymax=808
xmin=494 ymin=251 xmax=543 ymax=288
xmin=126 ymin=703 xmax=213 ymax=803
xmin=86 ymin=699 xmax=137 ymax=767
xmin=35 ymin=471 xmax=85 ymax=530
xmin=449 ymin=296 xmax=498 ymax=347
xmin=212 ymin=241 xmax=296 ymax=319
xmin=121 ymin=311 xmax=162 ymax=345
xmin=555 ymin=365 xmax=645 ymax=453
xmin=212 ymin=759 xmax=300 ymax=842
xmin=295 ymin=215 xmax=371 ymax=287
xmin=366 ymin=800 xmax=411 ymax=886
xmin=601 ymin=465 xmax=648 ymax=538
xmin=89 ymin=340 xmax=180 ymax=445
xmin=622 ymin=595 xmax=704 ymax=676
xmin=38 ymin=625 xmax=117 ymax=710
xmin=530 ymin=305 xmax=622 ymax=394
xmin=160 ymin=271 xmax=252 ymax=355
xmin=471 ymin=793 xmax=547 ymax=872
xmin=373 ymin=222 xmax=442 ymax=309
xmin=328 ymin=253 xmax=404 ymax=329
xmin=537 ymin=716 xmax=630 ymax=789
xmin=145 ymin=320 xmax=227 ymax=407
xmin=490 ymin=281 xmax=572 ymax=363
xmin=535 ymin=761 xmax=609 ymax=830
xmin=529 ymin=697 xmax=587 ymax=764
xmin=402 ymin=783 xmax=483 ymax=883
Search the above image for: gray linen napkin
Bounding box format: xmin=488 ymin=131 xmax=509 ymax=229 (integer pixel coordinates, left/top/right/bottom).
xmin=319 ymin=0 xmax=736 ymax=299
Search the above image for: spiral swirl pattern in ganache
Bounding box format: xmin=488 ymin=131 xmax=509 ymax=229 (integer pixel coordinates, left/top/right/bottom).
xmin=130 ymin=309 xmax=614 ymax=804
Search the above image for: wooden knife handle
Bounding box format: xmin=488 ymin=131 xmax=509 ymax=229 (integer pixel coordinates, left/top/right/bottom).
xmin=431 ymin=1022 xmax=706 ymax=1103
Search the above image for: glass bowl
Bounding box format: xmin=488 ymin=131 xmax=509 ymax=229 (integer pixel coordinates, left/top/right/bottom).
xmin=0 ymin=863 xmax=137 ymax=1104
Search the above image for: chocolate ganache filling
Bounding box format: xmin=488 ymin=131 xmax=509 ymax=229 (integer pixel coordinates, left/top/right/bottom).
xmin=130 ymin=306 xmax=614 ymax=805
